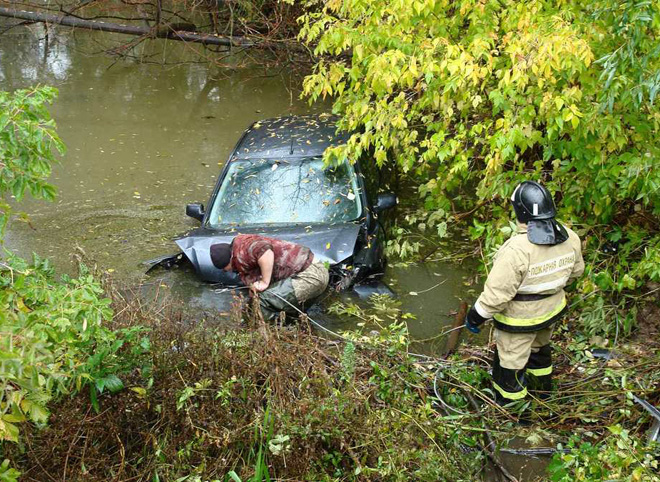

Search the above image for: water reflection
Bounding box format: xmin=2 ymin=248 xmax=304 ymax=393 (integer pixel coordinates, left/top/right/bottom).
xmin=0 ymin=25 xmax=73 ymax=83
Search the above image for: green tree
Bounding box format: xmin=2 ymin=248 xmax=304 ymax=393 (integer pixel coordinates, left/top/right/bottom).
xmin=300 ymin=0 xmax=660 ymax=332
xmin=0 ymin=87 xmax=62 ymax=236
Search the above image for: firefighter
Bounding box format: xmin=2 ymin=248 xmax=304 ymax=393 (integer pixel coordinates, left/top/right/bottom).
xmin=465 ymin=181 xmax=584 ymax=405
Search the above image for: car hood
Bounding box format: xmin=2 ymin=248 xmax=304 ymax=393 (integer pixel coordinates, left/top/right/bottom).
xmin=175 ymin=223 xmax=361 ymax=282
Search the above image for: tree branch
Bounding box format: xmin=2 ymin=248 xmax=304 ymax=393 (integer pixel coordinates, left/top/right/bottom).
xmin=0 ymin=6 xmax=259 ymax=47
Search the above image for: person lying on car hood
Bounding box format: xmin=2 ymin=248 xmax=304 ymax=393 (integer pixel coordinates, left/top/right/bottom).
xmin=210 ymin=234 xmax=329 ymax=320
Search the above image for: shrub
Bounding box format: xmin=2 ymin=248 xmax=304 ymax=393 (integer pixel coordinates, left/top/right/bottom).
xmin=548 ymin=425 xmax=660 ymax=481
xmin=0 ymin=253 xmax=149 ymax=441
xmin=0 ymin=87 xmax=63 ymax=236
xmin=0 ymin=87 xmax=149 ymax=443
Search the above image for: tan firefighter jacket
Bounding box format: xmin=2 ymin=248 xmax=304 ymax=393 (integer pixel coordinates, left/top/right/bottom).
xmin=474 ymin=223 xmax=584 ymax=332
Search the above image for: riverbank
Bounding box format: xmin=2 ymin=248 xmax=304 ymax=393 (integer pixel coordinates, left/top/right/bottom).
xmin=3 ymin=275 xmax=660 ymax=481
xmin=3 ymin=281 xmax=483 ymax=481
xmin=2 ymin=8 xmax=660 ymax=480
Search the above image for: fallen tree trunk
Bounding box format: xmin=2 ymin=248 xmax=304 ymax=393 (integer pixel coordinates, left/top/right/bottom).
xmin=0 ymin=6 xmax=258 ymax=48
xmin=443 ymin=301 xmax=468 ymax=357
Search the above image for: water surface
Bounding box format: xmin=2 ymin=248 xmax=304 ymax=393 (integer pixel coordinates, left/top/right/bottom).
xmin=1 ymin=23 xmax=471 ymax=343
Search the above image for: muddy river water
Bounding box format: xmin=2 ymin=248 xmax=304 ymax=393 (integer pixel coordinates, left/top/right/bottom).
xmin=0 ymin=25 xmax=471 ymax=343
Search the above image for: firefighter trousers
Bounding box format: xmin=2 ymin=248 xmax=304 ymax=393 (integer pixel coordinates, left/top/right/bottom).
xmin=492 ymin=325 xmax=554 ymax=403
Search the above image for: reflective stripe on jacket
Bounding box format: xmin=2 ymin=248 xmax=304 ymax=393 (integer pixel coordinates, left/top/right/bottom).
xmin=475 ymin=223 xmax=584 ymax=333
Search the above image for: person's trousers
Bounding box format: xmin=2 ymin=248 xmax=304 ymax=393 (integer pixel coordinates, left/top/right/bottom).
xmin=492 ymin=325 xmax=553 ymax=404
xmin=258 ymin=262 xmax=329 ymax=320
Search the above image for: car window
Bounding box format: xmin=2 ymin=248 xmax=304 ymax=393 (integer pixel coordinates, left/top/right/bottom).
xmin=207 ymin=158 xmax=362 ymax=227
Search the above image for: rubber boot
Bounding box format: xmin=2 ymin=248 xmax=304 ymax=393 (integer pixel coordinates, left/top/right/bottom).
xmin=258 ymin=278 xmax=300 ymax=321
xmin=492 ymin=349 xmax=528 ymax=404
xmin=534 ymin=374 xmax=553 ymax=401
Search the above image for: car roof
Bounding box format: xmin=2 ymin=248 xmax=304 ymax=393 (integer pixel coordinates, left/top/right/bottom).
xmin=231 ymin=115 xmax=351 ymax=160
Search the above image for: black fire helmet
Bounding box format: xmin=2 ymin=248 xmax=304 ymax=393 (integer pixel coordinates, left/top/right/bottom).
xmin=510 ymin=181 xmax=568 ymax=246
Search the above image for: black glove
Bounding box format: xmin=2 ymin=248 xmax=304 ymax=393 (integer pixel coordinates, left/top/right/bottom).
xmin=465 ymin=305 xmax=488 ymax=334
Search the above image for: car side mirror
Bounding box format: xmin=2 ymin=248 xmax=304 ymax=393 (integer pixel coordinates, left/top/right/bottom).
xmin=186 ymin=203 xmax=205 ymax=222
xmin=373 ymin=193 xmax=397 ymax=214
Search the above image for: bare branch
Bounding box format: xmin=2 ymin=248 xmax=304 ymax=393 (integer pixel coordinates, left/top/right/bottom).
xmin=0 ymin=6 xmax=260 ymax=47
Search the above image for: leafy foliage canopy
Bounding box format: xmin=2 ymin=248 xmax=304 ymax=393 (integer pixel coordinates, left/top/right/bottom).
xmin=300 ymin=0 xmax=660 ymax=332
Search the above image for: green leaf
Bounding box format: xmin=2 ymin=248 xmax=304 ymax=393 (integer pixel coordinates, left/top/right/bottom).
xmin=89 ymin=384 xmax=100 ymax=413
xmin=0 ymin=458 xmax=21 ymax=481
xmin=437 ymin=221 xmax=447 ymax=238
xmin=101 ymin=374 xmax=124 ymax=394
xmin=227 ymin=471 xmax=242 ymax=482
xmin=21 ymin=400 xmax=49 ymax=424
xmin=1 ymin=413 xmax=26 ymax=424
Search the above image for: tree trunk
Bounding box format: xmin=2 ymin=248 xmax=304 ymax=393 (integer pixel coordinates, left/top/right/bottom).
xmin=0 ymin=6 xmax=257 ymax=48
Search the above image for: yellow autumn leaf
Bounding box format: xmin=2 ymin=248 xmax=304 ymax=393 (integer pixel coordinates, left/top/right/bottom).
xmin=502 ymin=69 xmax=511 ymax=85
xmin=571 ymin=116 xmax=579 ymax=129
xmin=131 ymin=387 xmax=147 ymax=397
xmin=16 ymin=297 xmax=30 ymax=313
xmin=0 ymin=418 xmax=19 ymax=442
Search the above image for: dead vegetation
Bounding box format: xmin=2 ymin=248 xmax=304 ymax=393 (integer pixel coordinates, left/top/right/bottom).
xmin=0 ymin=0 xmax=311 ymax=63
xmin=4 ymin=276 xmax=660 ymax=481
xmin=5 ymin=283 xmax=479 ymax=481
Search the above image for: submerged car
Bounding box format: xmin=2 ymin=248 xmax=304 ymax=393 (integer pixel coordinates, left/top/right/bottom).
xmin=174 ymin=115 xmax=397 ymax=286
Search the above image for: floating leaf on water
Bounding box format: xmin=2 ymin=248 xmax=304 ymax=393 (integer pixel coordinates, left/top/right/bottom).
xmin=326 ymin=242 xmax=331 ymax=249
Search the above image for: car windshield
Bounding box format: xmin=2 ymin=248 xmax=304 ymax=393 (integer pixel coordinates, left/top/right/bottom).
xmin=207 ymin=158 xmax=362 ymax=227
